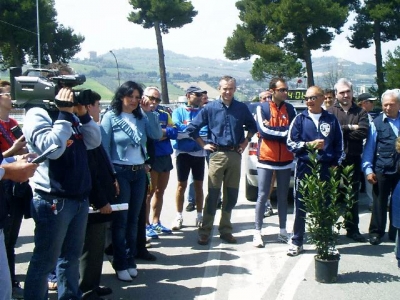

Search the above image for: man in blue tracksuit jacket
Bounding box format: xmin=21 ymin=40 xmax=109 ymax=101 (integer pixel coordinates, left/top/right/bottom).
xmin=286 ymin=86 xmax=344 ymax=256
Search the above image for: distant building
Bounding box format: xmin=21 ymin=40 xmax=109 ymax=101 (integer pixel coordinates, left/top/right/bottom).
xmin=89 ymin=51 xmax=97 ymax=60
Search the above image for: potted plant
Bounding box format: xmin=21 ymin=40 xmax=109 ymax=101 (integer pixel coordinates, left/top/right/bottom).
xmin=298 ymin=147 xmax=355 ymax=283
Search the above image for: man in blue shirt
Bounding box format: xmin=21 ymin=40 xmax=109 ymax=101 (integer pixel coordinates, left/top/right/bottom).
xmin=362 ymin=89 xmax=400 ymax=245
xmin=187 ymin=75 xmax=257 ymax=245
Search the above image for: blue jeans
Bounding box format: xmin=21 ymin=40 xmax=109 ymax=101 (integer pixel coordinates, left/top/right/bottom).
xmin=112 ymin=166 xmax=146 ymax=271
xmin=0 ymin=229 xmax=12 ymax=300
xmin=292 ymin=161 xmax=331 ymax=247
xmin=24 ymin=193 xmax=89 ymax=300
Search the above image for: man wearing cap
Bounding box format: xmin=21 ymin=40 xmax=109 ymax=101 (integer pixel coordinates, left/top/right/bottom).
xmin=186 ymin=90 xmax=210 ymax=213
xmin=171 ymin=85 xmax=208 ymax=231
xmin=358 ymin=92 xmax=377 ymax=209
xmin=358 ymin=93 xmax=377 ymax=122
xmin=327 ymin=78 xmax=369 ymax=242
xmin=362 ymin=89 xmax=400 ymax=245
xmin=187 ymin=76 xmax=257 ymax=245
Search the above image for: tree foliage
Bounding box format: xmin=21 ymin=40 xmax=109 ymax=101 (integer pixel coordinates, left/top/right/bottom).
xmin=0 ymin=0 xmax=84 ymax=68
xmin=299 ymin=146 xmax=354 ymax=260
xmin=224 ymin=0 xmax=355 ymax=86
xmin=384 ymin=46 xmax=400 ymax=90
xmin=348 ymin=0 xmax=400 ymax=97
xmin=127 ymin=0 xmax=197 ymax=104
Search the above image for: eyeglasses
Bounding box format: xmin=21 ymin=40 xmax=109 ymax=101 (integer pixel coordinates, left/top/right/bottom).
xmin=146 ymin=95 xmax=162 ymax=103
xmin=275 ymin=88 xmax=288 ymax=93
xmin=304 ymin=96 xmax=320 ymax=101
xmin=191 ymin=92 xmax=203 ymax=97
xmin=0 ymin=92 xmax=11 ymax=97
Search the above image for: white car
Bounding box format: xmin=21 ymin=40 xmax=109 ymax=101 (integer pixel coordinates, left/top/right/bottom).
xmin=244 ymin=100 xmax=307 ymax=202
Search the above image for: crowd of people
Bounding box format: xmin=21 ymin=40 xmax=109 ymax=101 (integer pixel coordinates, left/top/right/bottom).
xmin=0 ymin=75 xmax=399 ymax=300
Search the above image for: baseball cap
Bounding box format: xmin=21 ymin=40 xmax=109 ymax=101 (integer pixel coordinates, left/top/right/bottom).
xmin=186 ymin=85 xmax=204 ymax=94
xmin=357 ymin=93 xmax=377 ymax=102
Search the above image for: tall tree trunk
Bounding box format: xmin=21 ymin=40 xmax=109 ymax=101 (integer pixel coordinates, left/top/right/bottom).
xmin=154 ymin=22 xmax=169 ymax=104
xmin=302 ymin=34 xmax=314 ymax=87
xmin=373 ymin=21 xmax=385 ymax=97
xmin=9 ymin=38 xmax=23 ymax=67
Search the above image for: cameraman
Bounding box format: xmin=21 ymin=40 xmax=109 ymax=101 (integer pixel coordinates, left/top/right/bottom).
xmin=22 ymin=87 xmax=101 ymax=300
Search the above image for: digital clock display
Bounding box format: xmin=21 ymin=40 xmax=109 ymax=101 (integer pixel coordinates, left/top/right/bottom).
xmin=287 ymin=89 xmax=306 ymax=101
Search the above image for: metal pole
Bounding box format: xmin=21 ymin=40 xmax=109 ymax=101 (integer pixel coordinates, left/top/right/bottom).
xmin=36 ymin=0 xmax=41 ymax=67
xmin=109 ymin=50 xmax=120 ymax=86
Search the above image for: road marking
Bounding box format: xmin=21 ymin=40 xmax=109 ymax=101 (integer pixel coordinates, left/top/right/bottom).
xmin=276 ymin=252 xmax=314 ymax=300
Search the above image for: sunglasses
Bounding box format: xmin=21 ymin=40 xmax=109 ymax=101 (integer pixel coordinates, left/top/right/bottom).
xmin=146 ymin=95 xmax=162 ymax=102
xmin=0 ymin=92 xmax=11 ymax=97
xmin=191 ymin=92 xmax=203 ymax=97
xmin=275 ymin=88 xmax=288 ymax=93
xmin=304 ymin=96 xmax=320 ymax=101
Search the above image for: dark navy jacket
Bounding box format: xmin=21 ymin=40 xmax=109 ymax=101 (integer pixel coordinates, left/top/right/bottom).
xmin=87 ymin=145 xmax=117 ymax=223
xmin=287 ymin=109 xmax=344 ymax=166
xmin=373 ymin=115 xmax=399 ymax=174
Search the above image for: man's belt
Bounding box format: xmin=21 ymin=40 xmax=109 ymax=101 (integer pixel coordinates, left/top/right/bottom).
xmin=114 ymin=163 xmax=146 ymax=171
xmin=214 ymin=145 xmax=239 ymax=152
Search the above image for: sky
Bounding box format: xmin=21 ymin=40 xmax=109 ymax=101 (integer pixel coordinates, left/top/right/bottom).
xmin=54 ymin=0 xmax=400 ymax=65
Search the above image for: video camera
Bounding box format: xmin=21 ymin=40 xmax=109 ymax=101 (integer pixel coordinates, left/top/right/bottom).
xmin=10 ymin=67 xmax=91 ymax=110
xmin=52 ymin=75 xmax=93 ymax=107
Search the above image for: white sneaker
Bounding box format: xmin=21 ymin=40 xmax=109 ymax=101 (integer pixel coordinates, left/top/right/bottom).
xmin=328 ymin=246 xmax=339 ymax=256
xmin=253 ymin=231 xmax=264 ymax=248
xmin=128 ymin=267 xmax=138 ymax=278
xmin=171 ymin=217 xmax=183 ymax=231
xmin=116 ymin=270 xmax=132 ymax=282
xmin=196 ymin=216 xmax=203 ymax=228
xmin=287 ymin=243 xmax=304 ymax=257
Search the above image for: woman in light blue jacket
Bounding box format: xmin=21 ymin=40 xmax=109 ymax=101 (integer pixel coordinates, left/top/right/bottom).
xmin=101 ymin=81 xmax=162 ymax=282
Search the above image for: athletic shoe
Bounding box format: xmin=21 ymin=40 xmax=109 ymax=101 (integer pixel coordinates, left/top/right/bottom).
xmin=116 ymin=270 xmax=132 ymax=282
xmin=287 ymin=243 xmax=304 ymax=257
xmin=171 ymin=217 xmax=183 ymax=231
xmin=328 ymin=246 xmax=339 ymax=256
xmin=196 ymin=216 xmax=203 ymax=228
xmin=146 ymin=225 xmax=159 ymax=239
xmin=278 ymin=232 xmax=291 ymax=243
xmin=128 ymin=268 xmax=138 ymax=278
xmin=264 ymin=207 xmax=274 ymax=217
xmin=185 ymin=202 xmax=196 ymax=212
xmin=151 ymin=222 xmax=172 ymax=234
xmin=12 ymin=282 xmax=24 ymax=299
xmin=253 ymin=231 xmax=264 ymax=248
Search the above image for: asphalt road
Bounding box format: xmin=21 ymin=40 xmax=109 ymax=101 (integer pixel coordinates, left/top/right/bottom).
xmin=15 ymin=158 xmax=400 ymax=300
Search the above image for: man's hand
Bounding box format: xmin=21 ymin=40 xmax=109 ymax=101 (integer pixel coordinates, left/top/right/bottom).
xmin=366 ymin=173 xmax=377 ymax=184
xmin=140 ymin=97 xmax=153 ymax=112
xmin=203 ymin=144 xmax=216 ymax=152
xmin=307 ymin=139 xmax=324 ymax=150
xmin=99 ymin=203 xmax=112 ymax=214
xmin=2 ymin=159 xmax=37 ymax=182
xmin=238 ymin=138 xmax=249 ymax=154
xmin=4 ymin=136 xmax=27 ymax=157
xmin=55 ymin=88 xmax=74 ymax=113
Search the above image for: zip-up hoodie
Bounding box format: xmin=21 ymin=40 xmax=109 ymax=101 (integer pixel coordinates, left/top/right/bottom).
xmin=287 ymin=109 xmax=344 ymax=166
